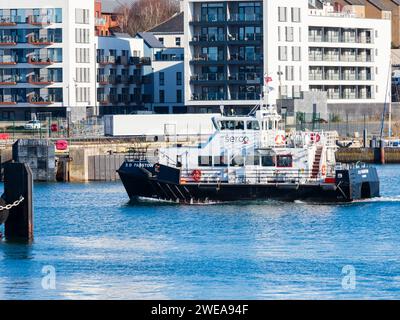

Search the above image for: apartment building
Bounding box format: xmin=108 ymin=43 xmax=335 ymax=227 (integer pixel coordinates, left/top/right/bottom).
xmin=0 ymin=0 xmax=96 ymax=121
xmin=183 ymin=0 xmax=391 ymax=117
xmin=96 ymin=34 xmax=151 ymax=115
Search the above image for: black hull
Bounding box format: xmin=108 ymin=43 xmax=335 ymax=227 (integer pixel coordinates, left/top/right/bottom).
xmin=118 ymin=161 xmax=380 ymax=204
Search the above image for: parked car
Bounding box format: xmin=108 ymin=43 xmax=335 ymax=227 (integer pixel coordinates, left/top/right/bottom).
xmin=24 ymin=120 xmax=42 ymax=130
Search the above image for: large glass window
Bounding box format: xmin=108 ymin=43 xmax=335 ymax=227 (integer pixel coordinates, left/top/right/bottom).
xmin=201 ymin=3 xmax=225 ymax=22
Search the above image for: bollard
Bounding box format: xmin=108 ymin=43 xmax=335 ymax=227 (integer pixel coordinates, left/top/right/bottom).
xmin=3 ymin=162 xmax=34 ymax=242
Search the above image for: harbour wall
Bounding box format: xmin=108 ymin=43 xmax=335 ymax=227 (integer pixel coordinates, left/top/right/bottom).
xmin=335 ymin=147 xmax=400 ymax=164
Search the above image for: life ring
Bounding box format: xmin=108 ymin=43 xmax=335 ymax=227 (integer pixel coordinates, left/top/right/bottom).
xmin=275 ymin=134 xmax=286 ymax=145
xmin=310 ymin=133 xmax=321 ymax=143
xmin=191 ymin=169 xmax=202 ymax=182
xmin=321 ymin=165 xmax=327 ymax=176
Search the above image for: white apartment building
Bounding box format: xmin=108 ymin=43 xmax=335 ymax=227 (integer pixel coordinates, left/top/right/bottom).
xmin=183 ymin=0 xmax=391 ymax=117
xmin=0 ymin=0 xmax=96 ymax=121
xmin=96 ymin=34 xmax=149 ymax=115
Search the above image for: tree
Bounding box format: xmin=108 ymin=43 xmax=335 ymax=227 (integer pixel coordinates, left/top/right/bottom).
xmin=117 ymin=0 xmax=180 ymax=36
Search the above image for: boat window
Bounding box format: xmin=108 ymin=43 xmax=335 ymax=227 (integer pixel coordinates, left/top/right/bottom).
xmin=277 ymin=155 xmax=293 ymax=168
xmin=261 ymin=156 xmax=275 ymax=167
xmin=198 ymin=156 xmax=212 ymax=167
xmin=214 ymin=155 xmax=228 ymax=167
xmin=247 ymin=121 xmax=260 ymax=130
xmin=220 ymin=121 xmax=236 ymax=130
xmin=235 ymin=121 xmax=244 ymax=130
xmin=269 ymin=121 xmax=274 ymax=130
xmin=231 ymin=155 xmax=244 ymax=167
xmin=245 ymin=156 xmax=260 ymax=166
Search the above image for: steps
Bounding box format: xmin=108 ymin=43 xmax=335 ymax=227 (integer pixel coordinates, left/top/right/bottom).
xmin=311 ymin=146 xmax=323 ymax=179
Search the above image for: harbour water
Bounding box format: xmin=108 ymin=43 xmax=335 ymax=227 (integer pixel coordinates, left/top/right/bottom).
xmin=1 ymin=165 xmax=400 ymax=299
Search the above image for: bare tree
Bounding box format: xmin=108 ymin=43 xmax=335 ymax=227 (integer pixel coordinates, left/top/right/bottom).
xmin=116 ymin=0 xmax=180 ymax=36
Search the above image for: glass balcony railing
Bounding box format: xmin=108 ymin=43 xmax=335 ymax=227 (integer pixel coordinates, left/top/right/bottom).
xmin=227 ymin=34 xmax=262 ymax=41
xmin=191 ymin=34 xmax=226 ymax=42
xmin=97 ymin=75 xmax=116 ymax=85
xmin=191 ymin=93 xmax=227 ymax=101
xmin=0 ymin=75 xmax=18 ymax=84
xmin=191 ymin=73 xmax=225 ymax=81
xmin=0 ymin=56 xmax=17 ymax=64
xmin=28 ymin=75 xmax=56 ymax=84
xmin=28 ymin=56 xmax=54 ymax=65
xmin=228 ymin=73 xmax=261 ymax=82
xmin=0 ymin=15 xmax=18 ymax=26
xmin=28 ymin=94 xmax=58 ymax=104
xmin=230 ymin=92 xmax=260 ymax=100
xmin=98 ymin=94 xmax=109 ymax=104
xmin=228 ymin=13 xmax=262 ymax=22
xmin=28 ymin=35 xmax=55 ymax=45
xmin=192 ymin=14 xmax=226 ymax=22
xmin=0 ymin=36 xmax=18 ymax=45
xmin=28 ymin=15 xmax=53 ymax=25
xmin=0 ymin=96 xmax=17 ymax=104
xmin=98 ymin=56 xmax=116 ymax=65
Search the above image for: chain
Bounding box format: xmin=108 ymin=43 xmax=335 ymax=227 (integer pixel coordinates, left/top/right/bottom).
xmin=0 ymin=196 xmax=25 ymax=212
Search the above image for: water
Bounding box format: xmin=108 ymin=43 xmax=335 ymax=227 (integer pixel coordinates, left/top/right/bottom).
xmin=1 ymin=165 xmax=400 ymax=300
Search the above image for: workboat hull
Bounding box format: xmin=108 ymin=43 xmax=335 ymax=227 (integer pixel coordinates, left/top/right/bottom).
xmin=117 ymin=161 xmax=380 ymax=204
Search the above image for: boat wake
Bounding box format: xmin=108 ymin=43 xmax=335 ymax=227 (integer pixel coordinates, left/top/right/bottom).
xmin=354 ymin=196 xmax=400 ymax=203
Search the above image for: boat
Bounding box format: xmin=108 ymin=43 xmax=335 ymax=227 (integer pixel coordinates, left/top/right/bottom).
xmin=117 ymin=102 xmax=380 ymax=204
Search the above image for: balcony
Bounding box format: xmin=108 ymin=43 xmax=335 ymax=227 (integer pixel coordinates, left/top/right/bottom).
xmin=97 ymin=75 xmax=116 ymax=85
xmin=28 ymin=15 xmax=53 ymax=26
xmin=0 ymin=56 xmax=17 ymax=65
xmin=191 ymin=34 xmax=226 ymax=42
xmin=0 ymin=36 xmax=18 ymax=46
xmin=28 ymin=35 xmax=55 ymax=46
xmin=116 ymin=75 xmax=129 ymax=84
xmin=98 ymin=94 xmax=109 ymax=105
xmin=28 ymin=75 xmax=55 ymax=85
xmin=191 ymin=92 xmax=227 ymax=101
xmin=230 ymin=92 xmax=260 ymax=100
xmin=228 ymin=73 xmax=261 ymax=83
xmin=28 ymin=94 xmax=55 ymax=105
xmin=98 ymin=56 xmax=116 ymax=65
xmin=0 ymin=75 xmax=18 ymax=85
xmin=191 ymin=14 xmax=226 ymax=23
xmin=227 ymin=33 xmax=262 ymax=42
xmin=228 ymin=13 xmax=262 ymax=22
xmin=190 ymin=73 xmax=225 ymax=82
xmin=0 ymin=16 xmax=17 ymax=26
xmin=130 ymin=75 xmax=142 ymax=85
xmin=228 ymin=54 xmax=262 ymax=64
xmin=0 ymin=96 xmax=17 ymax=105
xmin=28 ymin=56 xmax=54 ymax=65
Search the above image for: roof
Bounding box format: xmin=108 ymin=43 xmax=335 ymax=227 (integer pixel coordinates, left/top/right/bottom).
xmin=367 ymin=0 xmax=391 ymax=11
xmin=147 ymin=12 xmax=184 ymax=34
xmin=101 ymin=0 xmax=133 ymax=14
xmin=137 ymin=32 xmax=165 ymax=48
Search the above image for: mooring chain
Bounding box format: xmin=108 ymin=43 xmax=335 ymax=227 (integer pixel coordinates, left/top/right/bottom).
xmin=0 ymin=196 xmax=25 ymax=212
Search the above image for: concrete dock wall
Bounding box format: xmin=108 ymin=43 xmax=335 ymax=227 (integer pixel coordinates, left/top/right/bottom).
xmin=336 ymin=148 xmax=400 ymax=163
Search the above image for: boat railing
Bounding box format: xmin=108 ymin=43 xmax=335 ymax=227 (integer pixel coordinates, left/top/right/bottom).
xmin=181 ymin=168 xmax=328 ymax=184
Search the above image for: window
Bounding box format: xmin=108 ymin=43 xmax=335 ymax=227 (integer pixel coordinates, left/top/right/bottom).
xmin=278 ymin=46 xmax=287 ymax=61
xmin=159 ymin=72 xmax=164 ymax=86
xmin=245 ymin=156 xmax=260 ymax=166
xmin=285 ymin=66 xmax=294 ymax=81
xmin=76 ymin=9 xmax=90 ymax=24
xmin=246 ymin=121 xmax=260 ymax=130
xmin=292 ymin=8 xmax=301 ymax=22
xmin=76 ymin=68 xmax=90 ymax=83
xmin=176 ymin=90 xmax=182 ymax=103
xmin=293 ymin=85 xmax=301 ymax=98
xmin=175 ymin=37 xmax=181 ymax=46
xmin=277 ymin=155 xmax=293 ymax=167
xmin=262 ymin=156 xmax=275 ymax=167
xmin=286 ymin=27 xmax=294 ymax=42
xmin=76 ymin=48 xmax=90 ymax=63
xmin=75 ymin=28 xmax=90 ymax=43
xmin=159 ymin=90 xmax=165 ymax=103
xmin=214 ymin=156 xmax=228 ymax=167
xmin=176 ymin=72 xmax=182 ymax=86
xmin=158 ymin=37 xmax=164 ymax=45
xmin=292 ymin=46 xmax=301 ymax=61
xmin=198 ymin=156 xmax=212 ymax=167
xmin=278 ymin=7 xmax=287 ymax=22
xmin=76 ymin=87 xmax=91 ymax=103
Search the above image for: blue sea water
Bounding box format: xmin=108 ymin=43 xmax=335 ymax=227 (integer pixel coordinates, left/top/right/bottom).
xmin=1 ymin=165 xmax=400 ymax=300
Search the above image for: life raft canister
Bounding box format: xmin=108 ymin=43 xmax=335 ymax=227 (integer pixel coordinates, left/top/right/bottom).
xmin=275 ymin=134 xmax=286 ymax=145
xmin=191 ymin=169 xmax=202 ymax=182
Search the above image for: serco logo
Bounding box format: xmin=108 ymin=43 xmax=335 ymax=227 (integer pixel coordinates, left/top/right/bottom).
xmin=224 ymin=135 xmax=250 ymax=144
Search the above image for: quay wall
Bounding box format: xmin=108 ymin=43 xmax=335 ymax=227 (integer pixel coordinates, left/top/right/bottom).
xmin=336 ymin=148 xmax=400 ymax=164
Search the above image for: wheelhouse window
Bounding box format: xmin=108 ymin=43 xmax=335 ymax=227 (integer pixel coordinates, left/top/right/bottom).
xmin=198 ymin=156 xmax=212 ymax=167
xmin=246 ymin=121 xmax=260 ymax=130
xmin=277 ymin=155 xmax=293 ymax=168
xmin=214 ymin=155 xmax=228 ymax=167
xmin=245 ymin=156 xmax=260 ymax=166
xmin=231 ymin=155 xmax=244 ymax=167
xmin=219 ymin=120 xmax=245 ymax=130
xmin=261 ymin=156 xmax=275 ymax=167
